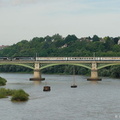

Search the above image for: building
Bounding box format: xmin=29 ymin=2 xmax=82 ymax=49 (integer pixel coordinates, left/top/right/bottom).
xmin=0 ymin=45 xmax=9 ymax=50
xmin=118 ymin=40 xmax=120 ymax=45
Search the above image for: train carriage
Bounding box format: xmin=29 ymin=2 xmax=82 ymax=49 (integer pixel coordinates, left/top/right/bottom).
xmin=36 ymin=57 xmax=67 ymax=61
xmin=0 ymin=57 xmax=9 ymax=60
xmin=13 ymin=57 xmax=35 ymax=61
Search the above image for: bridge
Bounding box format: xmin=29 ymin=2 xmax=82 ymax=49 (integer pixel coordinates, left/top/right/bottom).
xmin=0 ymin=57 xmax=120 ymax=81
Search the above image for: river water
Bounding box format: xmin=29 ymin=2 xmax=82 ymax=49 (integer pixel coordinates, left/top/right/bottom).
xmin=0 ymin=73 xmax=120 ymax=120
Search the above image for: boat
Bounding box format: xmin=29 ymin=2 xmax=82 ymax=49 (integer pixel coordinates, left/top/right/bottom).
xmin=71 ymin=84 xmax=77 ymax=88
xmin=43 ymin=86 xmax=51 ymax=91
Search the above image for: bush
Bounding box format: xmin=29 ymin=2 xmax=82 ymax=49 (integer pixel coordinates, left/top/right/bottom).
xmin=6 ymin=89 xmax=17 ymax=96
xmin=0 ymin=88 xmax=7 ymax=98
xmin=11 ymin=89 xmax=29 ymax=102
xmin=0 ymin=88 xmax=29 ymax=101
xmin=0 ymin=77 xmax=7 ymax=86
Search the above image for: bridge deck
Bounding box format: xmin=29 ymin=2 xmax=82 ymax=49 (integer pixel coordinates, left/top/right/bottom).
xmin=0 ymin=60 xmax=120 ymax=64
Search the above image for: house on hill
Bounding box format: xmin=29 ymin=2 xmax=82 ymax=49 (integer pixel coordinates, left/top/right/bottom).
xmin=0 ymin=45 xmax=9 ymax=50
xmin=118 ymin=40 xmax=120 ymax=45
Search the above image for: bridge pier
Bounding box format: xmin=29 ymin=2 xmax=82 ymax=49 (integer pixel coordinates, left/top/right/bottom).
xmin=30 ymin=62 xmax=45 ymax=81
xmin=87 ymin=62 xmax=102 ymax=81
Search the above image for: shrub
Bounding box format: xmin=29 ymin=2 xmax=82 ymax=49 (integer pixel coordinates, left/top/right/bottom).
xmin=0 ymin=88 xmax=29 ymax=101
xmin=6 ymin=89 xmax=17 ymax=96
xmin=0 ymin=88 xmax=7 ymax=98
xmin=0 ymin=77 xmax=7 ymax=86
xmin=11 ymin=89 xmax=29 ymax=102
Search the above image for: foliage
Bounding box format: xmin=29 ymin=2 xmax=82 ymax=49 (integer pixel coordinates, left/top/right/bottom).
xmin=0 ymin=34 xmax=120 ymax=78
xmin=99 ymin=66 xmax=120 ymax=78
xmin=0 ymin=77 xmax=7 ymax=86
xmin=64 ymin=34 xmax=78 ymax=44
xmin=0 ymin=88 xmax=8 ymax=98
xmin=0 ymin=65 xmax=32 ymax=73
xmin=11 ymin=89 xmax=29 ymax=102
xmin=0 ymin=88 xmax=29 ymax=101
xmin=0 ymin=34 xmax=119 ymax=57
xmin=110 ymin=66 xmax=120 ymax=78
xmin=92 ymin=35 xmax=100 ymax=42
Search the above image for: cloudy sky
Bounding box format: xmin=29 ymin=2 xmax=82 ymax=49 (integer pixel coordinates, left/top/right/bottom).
xmin=0 ymin=0 xmax=120 ymax=45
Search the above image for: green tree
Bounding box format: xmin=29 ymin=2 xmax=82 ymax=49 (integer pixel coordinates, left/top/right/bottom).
xmin=64 ymin=35 xmax=78 ymax=43
xmin=104 ymin=36 xmax=114 ymax=50
xmin=113 ymin=37 xmax=119 ymax=44
xmin=52 ymin=34 xmax=63 ymax=41
xmin=92 ymin=35 xmax=100 ymax=42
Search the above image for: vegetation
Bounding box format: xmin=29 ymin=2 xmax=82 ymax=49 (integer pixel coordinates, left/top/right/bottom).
xmin=0 ymin=88 xmax=15 ymax=98
xmin=0 ymin=34 xmax=120 ymax=78
xmin=0 ymin=88 xmax=8 ymax=98
xmin=0 ymin=88 xmax=29 ymax=101
xmin=11 ymin=89 xmax=29 ymax=102
xmin=0 ymin=77 xmax=7 ymax=86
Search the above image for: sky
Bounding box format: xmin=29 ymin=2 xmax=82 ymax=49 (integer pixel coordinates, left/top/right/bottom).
xmin=0 ymin=0 xmax=120 ymax=45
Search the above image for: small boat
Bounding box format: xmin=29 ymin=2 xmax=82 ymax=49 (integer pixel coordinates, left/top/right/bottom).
xmin=71 ymin=84 xmax=77 ymax=88
xmin=43 ymin=86 xmax=51 ymax=91
xmin=71 ymin=66 xmax=77 ymax=88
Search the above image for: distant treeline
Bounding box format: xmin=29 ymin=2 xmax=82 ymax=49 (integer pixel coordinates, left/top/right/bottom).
xmin=0 ymin=34 xmax=120 ymax=78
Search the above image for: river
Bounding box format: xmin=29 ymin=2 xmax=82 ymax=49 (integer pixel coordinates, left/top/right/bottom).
xmin=0 ymin=73 xmax=120 ymax=120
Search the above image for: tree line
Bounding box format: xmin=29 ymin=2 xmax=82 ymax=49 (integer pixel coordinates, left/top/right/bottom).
xmin=0 ymin=34 xmax=120 ymax=78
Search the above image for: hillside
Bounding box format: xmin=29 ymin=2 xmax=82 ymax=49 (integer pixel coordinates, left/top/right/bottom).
xmin=0 ymin=34 xmax=120 ymax=78
xmin=0 ymin=34 xmax=120 ymax=57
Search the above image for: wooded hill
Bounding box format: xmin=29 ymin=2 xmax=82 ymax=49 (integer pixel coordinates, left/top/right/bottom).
xmin=0 ymin=34 xmax=120 ymax=78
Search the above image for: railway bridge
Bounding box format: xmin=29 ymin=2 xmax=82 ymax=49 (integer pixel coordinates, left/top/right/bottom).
xmin=0 ymin=57 xmax=120 ymax=81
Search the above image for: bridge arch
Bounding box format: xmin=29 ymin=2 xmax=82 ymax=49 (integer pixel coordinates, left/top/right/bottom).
xmin=40 ymin=63 xmax=91 ymax=70
xmin=98 ymin=63 xmax=120 ymax=70
xmin=0 ymin=63 xmax=34 ymax=70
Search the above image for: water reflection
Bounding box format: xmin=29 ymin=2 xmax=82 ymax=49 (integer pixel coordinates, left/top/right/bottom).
xmin=33 ymin=81 xmax=41 ymax=85
xmin=90 ymin=81 xmax=99 ymax=84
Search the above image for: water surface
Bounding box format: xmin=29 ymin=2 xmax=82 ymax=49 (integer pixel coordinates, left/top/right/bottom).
xmin=0 ymin=73 xmax=120 ymax=120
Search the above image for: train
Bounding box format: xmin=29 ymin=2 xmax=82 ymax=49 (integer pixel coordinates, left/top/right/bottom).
xmin=0 ymin=57 xmax=120 ymax=61
xmin=0 ymin=57 xmax=34 ymax=61
xmin=36 ymin=57 xmax=120 ymax=61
